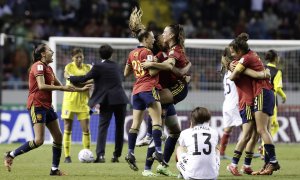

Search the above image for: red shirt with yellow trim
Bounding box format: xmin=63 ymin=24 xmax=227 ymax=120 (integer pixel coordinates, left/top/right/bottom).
xmin=127 ymin=46 xmax=161 ymax=95
xmin=27 ymin=61 xmax=55 ymax=109
xmin=233 ymin=59 xmax=254 ymax=110
xmin=238 ymin=50 xmax=273 ymax=97
xmin=156 ymin=51 xmax=172 ymax=88
xmin=168 ymin=45 xmax=189 ymax=85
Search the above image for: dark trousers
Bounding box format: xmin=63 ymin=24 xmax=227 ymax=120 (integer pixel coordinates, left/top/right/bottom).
xmin=96 ymin=103 xmax=127 ymax=158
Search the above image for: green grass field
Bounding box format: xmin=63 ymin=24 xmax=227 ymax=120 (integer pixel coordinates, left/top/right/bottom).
xmin=1 ymin=143 xmax=299 ymax=179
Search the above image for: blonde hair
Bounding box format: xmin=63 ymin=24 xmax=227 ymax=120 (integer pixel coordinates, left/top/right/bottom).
xmin=129 ymin=7 xmax=150 ymax=42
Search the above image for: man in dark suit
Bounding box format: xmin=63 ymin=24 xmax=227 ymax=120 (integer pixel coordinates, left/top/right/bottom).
xmin=68 ymin=44 xmax=129 ymax=163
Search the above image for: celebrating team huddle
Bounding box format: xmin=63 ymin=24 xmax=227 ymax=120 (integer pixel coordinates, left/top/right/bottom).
xmin=3 ymin=6 xmax=284 ymax=180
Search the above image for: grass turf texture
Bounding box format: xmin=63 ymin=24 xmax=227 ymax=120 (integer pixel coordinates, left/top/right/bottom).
xmin=1 ymin=143 xmax=299 ymax=179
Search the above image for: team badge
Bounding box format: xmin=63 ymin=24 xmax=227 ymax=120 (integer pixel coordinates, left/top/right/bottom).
xmin=147 ymin=55 xmax=153 ymax=62
xmin=169 ymin=50 xmax=174 ymax=55
xmin=36 ymin=114 xmax=43 ymax=121
xmin=37 ymin=64 xmax=43 ymax=71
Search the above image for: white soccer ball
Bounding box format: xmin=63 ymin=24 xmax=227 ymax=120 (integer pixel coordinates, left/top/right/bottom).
xmin=78 ymin=149 xmax=94 ymax=163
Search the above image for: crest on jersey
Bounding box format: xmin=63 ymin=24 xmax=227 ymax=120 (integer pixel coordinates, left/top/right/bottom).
xmin=37 ymin=64 xmax=43 ymax=71
xmin=239 ymin=58 xmax=244 ymax=64
xmin=36 ymin=114 xmax=43 ymax=121
xmin=169 ymin=50 xmax=174 ymax=55
xmin=147 ymin=55 xmax=153 ymax=62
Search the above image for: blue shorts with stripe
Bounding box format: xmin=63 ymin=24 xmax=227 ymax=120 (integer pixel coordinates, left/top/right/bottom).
xmin=132 ymin=88 xmax=160 ymax=110
xmin=29 ymin=106 xmax=58 ymax=124
xmin=168 ymin=80 xmax=188 ymax=104
xmin=239 ymin=105 xmax=254 ymax=124
xmin=254 ymin=88 xmax=275 ymax=116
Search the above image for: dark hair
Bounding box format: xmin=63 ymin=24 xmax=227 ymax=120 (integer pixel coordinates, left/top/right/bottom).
xmin=71 ymin=48 xmax=83 ymax=57
xmin=265 ymin=49 xmax=278 ymax=63
xmin=167 ymin=24 xmax=185 ymax=48
xmin=99 ymin=44 xmax=113 ymax=59
xmin=129 ymin=7 xmax=152 ymax=42
xmin=32 ymin=43 xmax=47 ymax=62
xmin=190 ymin=107 xmax=211 ymax=126
xmin=229 ymin=32 xmax=249 ymax=55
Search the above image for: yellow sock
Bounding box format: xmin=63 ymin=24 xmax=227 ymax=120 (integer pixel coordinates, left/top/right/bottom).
xmin=82 ymin=132 xmax=91 ymax=149
xmin=63 ymin=130 xmax=72 ymax=157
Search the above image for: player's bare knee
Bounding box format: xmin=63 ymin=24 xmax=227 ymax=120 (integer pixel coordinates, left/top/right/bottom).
xmin=34 ymin=139 xmax=44 ymax=147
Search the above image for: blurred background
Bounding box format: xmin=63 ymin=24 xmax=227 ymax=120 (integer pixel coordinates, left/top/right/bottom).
xmin=1 ymin=0 xmax=300 ymax=144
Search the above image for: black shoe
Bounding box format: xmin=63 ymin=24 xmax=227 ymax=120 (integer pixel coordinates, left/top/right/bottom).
xmin=50 ymin=169 xmax=66 ymax=176
xmin=111 ymin=156 xmax=119 ymax=163
xmin=153 ymin=151 xmax=168 ymax=167
xmin=125 ymin=153 xmax=138 ymax=171
xmin=64 ymin=156 xmax=72 ymax=163
xmin=94 ymin=155 xmax=105 ymax=163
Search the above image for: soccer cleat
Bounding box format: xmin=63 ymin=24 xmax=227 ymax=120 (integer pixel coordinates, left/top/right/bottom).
xmin=111 ymin=156 xmax=119 ymax=163
xmin=125 ymin=153 xmax=138 ymax=171
xmin=251 ymin=163 xmax=267 ymax=175
xmin=4 ymin=151 xmax=14 ymax=172
xmin=258 ymin=162 xmax=280 ymax=175
xmin=161 ymin=134 xmax=167 ymax=141
xmin=50 ymin=169 xmax=67 ymax=176
xmin=142 ymin=170 xmax=157 ymax=177
xmin=152 ymin=151 xmax=168 ymax=167
xmin=156 ymin=164 xmax=177 ymax=176
xmin=94 ymin=156 xmax=105 ymax=163
xmin=240 ymin=165 xmax=253 ymax=175
xmin=227 ymin=164 xmax=242 ymax=176
xmin=64 ymin=156 xmax=72 ymax=163
xmin=136 ymin=136 xmax=152 ymax=147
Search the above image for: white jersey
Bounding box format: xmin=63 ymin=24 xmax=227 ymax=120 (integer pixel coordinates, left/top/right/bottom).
xmin=223 ymin=71 xmax=239 ymax=112
xmin=222 ymin=71 xmax=242 ymax=128
xmin=177 ymin=123 xmax=219 ymax=179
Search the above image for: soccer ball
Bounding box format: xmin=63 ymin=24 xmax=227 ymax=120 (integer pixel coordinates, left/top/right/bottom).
xmin=78 ymin=149 xmax=94 ymax=163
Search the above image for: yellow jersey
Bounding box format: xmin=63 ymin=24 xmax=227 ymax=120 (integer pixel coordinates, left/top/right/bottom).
xmin=62 ymin=62 xmax=92 ymax=112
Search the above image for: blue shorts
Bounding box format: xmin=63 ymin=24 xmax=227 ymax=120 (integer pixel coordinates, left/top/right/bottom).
xmin=162 ymin=103 xmax=177 ymax=117
xmin=29 ymin=106 xmax=58 ymax=124
xmin=169 ymin=80 xmax=188 ymax=104
xmin=254 ymin=88 xmax=275 ymax=116
xmin=132 ymin=89 xmax=160 ymax=110
xmin=239 ymin=105 xmax=254 ymax=124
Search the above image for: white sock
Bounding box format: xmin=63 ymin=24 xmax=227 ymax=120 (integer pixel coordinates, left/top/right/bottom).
xmin=9 ymin=151 xmax=15 ymax=158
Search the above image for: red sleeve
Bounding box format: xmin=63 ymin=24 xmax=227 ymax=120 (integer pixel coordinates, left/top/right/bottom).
xmin=32 ymin=63 xmax=45 ymax=76
xmin=168 ymin=48 xmax=180 ymax=60
xmin=140 ymin=49 xmax=154 ymax=62
xmin=238 ymin=55 xmax=251 ymax=68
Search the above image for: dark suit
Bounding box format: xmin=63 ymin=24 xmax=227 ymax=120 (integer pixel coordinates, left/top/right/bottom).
xmin=70 ymin=59 xmax=129 ymax=158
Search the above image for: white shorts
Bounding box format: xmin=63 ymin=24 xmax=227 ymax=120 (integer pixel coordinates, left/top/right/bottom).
xmin=176 ymin=153 xmax=219 ymax=180
xmin=222 ymin=108 xmax=242 ymax=128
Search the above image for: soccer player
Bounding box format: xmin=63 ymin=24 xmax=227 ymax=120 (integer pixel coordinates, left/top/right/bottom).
xmin=229 ymin=33 xmax=280 ymax=175
xmin=176 ymin=107 xmax=220 ymax=180
xmin=259 ymin=49 xmax=287 ymax=158
xmin=3 ymin=44 xmax=90 ymax=176
xmin=219 ymin=47 xmax=268 ymax=161
xmin=140 ymin=33 xmax=191 ymax=177
xmin=124 ymin=7 xmax=166 ymax=171
xmin=219 ymin=48 xmax=242 ymax=160
xmin=62 ymin=48 xmax=92 ymax=163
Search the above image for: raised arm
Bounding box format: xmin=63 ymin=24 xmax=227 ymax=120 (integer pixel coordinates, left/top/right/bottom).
xmin=243 ymin=68 xmax=270 ymax=79
xmin=172 ymin=61 xmax=192 ymax=77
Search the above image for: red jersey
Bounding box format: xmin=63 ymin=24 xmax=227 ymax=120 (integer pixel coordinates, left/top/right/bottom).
xmin=234 ymin=71 xmax=254 ymax=110
xmin=27 ymin=61 xmax=55 ymax=109
xmin=168 ymin=45 xmax=189 ymax=85
xmin=127 ymin=46 xmax=161 ymax=95
xmin=239 ymin=50 xmax=273 ymax=97
xmin=156 ymin=51 xmax=172 ymax=88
